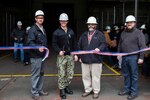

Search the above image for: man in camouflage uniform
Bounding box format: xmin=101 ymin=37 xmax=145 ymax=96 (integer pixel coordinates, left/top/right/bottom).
xmin=52 ymin=13 xmax=78 ymax=99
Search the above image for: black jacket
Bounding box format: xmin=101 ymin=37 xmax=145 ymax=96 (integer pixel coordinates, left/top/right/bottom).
xmin=118 ymin=28 xmax=146 ymax=59
xmin=52 ymin=27 xmax=77 ymax=55
xmin=27 ymin=24 xmax=47 ymax=58
xmin=78 ymin=30 xmax=106 ymax=64
xmin=11 ymin=28 xmax=25 ymax=43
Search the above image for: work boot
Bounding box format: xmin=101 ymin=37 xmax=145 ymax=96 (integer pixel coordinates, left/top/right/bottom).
xmin=24 ymin=62 xmax=29 ymax=66
xmin=32 ymin=96 xmax=43 ymax=100
xmin=127 ymin=94 xmax=138 ymax=100
xmin=65 ymin=86 xmax=73 ymax=94
xmin=60 ymin=89 xmax=66 ymax=99
xmin=93 ymin=93 xmax=100 ymax=99
xmin=39 ymin=91 xmax=48 ymax=96
xmin=82 ymin=92 xmax=91 ymax=97
xmin=14 ymin=59 xmax=18 ymax=63
xmin=118 ymin=90 xmax=130 ymax=96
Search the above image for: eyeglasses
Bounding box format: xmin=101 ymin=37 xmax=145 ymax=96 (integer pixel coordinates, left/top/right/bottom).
xmin=36 ymin=16 xmax=44 ymax=19
xmin=88 ymin=24 xmax=96 ymax=26
xmin=60 ymin=20 xmax=68 ymax=23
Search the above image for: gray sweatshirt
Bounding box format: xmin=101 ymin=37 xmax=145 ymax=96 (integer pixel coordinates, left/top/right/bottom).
xmin=118 ymin=27 xmax=146 ymax=59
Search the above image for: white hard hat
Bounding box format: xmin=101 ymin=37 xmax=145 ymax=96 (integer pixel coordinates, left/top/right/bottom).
xmin=105 ymin=26 xmax=111 ymax=30
xmin=17 ymin=21 xmax=22 ymax=25
xmin=26 ymin=26 xmax=31 ymax=31
xmin=125 ymin=15 xmax=136 ymax=23
xmin=59 ymin=13 xmax=69 ymax=21
xmin=35 ymin=10 xmax=44 ymax=17
xmin=140 ymin=24 xmax=146 ymax=30
xmin=87 ymin=16 xmax=98 ymax=24
xmin=114 ymin=26 xmax=119 ymax=30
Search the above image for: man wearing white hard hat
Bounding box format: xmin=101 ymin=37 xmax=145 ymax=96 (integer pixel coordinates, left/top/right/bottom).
xmin=24 ymin=26 xmax=31 ymax=66
xmin=78 ymin=16 xmax=106 ymax=99
xmin=52 ymin=13 xmax=78 ymax=99
xmin=139 ymin=24 xmax=149 ymax=45
xmin=11 ymin=21 xmax=25 ymax=63
xmin=139 ymin=24 xmax=150 ymax=78
xmin=27 ymin=10 xmax=48 ymax=100
xmin=103 ymin=26 xmax=115 ymax=67
xmin=117 ymin=15 xmax=146 ymax=100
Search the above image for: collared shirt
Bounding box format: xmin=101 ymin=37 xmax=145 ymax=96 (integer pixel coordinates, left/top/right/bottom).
xmin=88 ymin=30 xmax=96 ymax=44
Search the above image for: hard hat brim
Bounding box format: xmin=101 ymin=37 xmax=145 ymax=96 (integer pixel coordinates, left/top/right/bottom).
xmin=86 ymin=22 xmax=98 ymax=24
xmin=35 ymin=15 xmax=44 ymax=17
xmin=125 ymin=20 xmax=136 ymax=23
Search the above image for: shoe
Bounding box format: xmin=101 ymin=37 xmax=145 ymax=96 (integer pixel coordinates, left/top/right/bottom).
xmin=65 ymin=86 xmax=73 ymax=94
xmin=117 ymin=68 xmax=121 ymax=71
xmin=39 ymin=91 xmax=48 ymax=96
xmin=24 ymin=62 xmax=29 ymax=66
xmin=118 ymin=91 xmax=130 ymax=96
xmin=14 ymin=59 xmax=18 ymax=63
xmin=127 ymin=94 xmax=137 ymax=100
xmin=93 ymin=93 xmax=99 ymax=99
xmin=82 ymin=92 xmax=91 ymax=97
xmin=32 ymin=96 xmax=42 ymax=100
xmin=60 ymin=89 xmax=66 ymax=99
xmin=115 ymin=67 xmax=121 ymax=71
xmin=112 ymin=64 xmax=118 ymax=69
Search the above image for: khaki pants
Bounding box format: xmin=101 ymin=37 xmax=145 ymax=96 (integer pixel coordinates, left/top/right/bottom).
xmin=81 ymin=63 xmax=102 ymax=94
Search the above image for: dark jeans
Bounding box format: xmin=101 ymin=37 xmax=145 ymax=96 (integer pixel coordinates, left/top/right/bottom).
xmin=24 ymin=50 xmax=30 ymax=63
xmin=142 ymin=57 xmax=150 ymax=77
xmin=104 ymin=47 xmax=114 ymax=66
xmin=121 ymin=55 xmax=138 ymax=96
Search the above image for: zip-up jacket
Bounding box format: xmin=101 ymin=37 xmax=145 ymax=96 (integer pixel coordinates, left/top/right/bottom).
xmin=78 ymin=30 xmax=106 ymax=64
xmin=52 ymin=27 xmax=77 ymax=55
xmin=27 ymin=24 xmax=47 ymax=58
xmin=11 ymin=28 xmax=25 ymax=43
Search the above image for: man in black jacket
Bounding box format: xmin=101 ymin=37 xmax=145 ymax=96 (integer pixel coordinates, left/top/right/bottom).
xmin=52 ymin=13 xmax=78 ymax=99
xmin=78 ymin=16 xmax=106 ymax=99
xmin=118 ymin=15 xmax=146 ymax=100
xmin=24 ymin=26 xmax=31 ymax=65
xmin=11 ymin=21 xmax=25 ymax=62
xmin=27 ymin=10 xmax=48 ymax=100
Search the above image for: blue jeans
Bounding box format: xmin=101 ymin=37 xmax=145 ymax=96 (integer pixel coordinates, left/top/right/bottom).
xmin=24 ymin=50 xmax=30 ymax=63
xmin=121 ymin=55 xmax=138 ymax=96
xmin=14 ymin=42 xmax=24 ymax=62
xmin=105 ymin=47 xmax=114 ymax=66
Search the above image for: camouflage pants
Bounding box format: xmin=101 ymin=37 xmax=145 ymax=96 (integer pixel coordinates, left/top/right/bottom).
xmin=57 ymin=55 xmax=74 ymax=89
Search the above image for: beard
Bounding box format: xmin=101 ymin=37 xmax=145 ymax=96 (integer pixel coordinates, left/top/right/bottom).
xmin=89 ymin=28 xmax=94 ymax=31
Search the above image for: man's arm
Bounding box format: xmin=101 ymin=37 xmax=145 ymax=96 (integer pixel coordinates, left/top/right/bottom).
xmin=52 ymin=31 xmax=61 ymax=54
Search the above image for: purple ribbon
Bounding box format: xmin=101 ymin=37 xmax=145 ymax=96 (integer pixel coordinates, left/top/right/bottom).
xmin=71 ymin=47 xmax=150 ymax=56
xmin=0 ymin=46 xmax=49 ymax=61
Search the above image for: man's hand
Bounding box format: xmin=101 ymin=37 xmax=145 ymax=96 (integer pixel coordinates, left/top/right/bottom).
xmin=138 ymin=59 xmax=143 ymax=64
xmin=39 ymin=47 xmax=44 ymax=52
xmin=59 ymin=51 xmax=65 ymax=56
xmin=111 ymin=40 xmax=117 ymax=47
xmin=74 ymin=55 xmax=78 ymax=62
xmin=117 ymin=56 xmax=122 ymax=60
xmin=14 ymin=37 xmax=17 ymax=40
xmin=94 ymin=48 xmax=100 ymax=52
xmin=79 ymin=59 xmax=82 ymax=63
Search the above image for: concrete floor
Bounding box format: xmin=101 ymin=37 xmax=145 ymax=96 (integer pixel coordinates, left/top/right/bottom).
xmin=0 ymin=52 xmax=150 ymax=100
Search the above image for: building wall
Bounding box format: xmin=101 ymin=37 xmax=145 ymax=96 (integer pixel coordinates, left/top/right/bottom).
xmin=0 ymin=0 xmax=150 ymax=46
xmin=32 ymin=0 xmax=87 ymax=20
